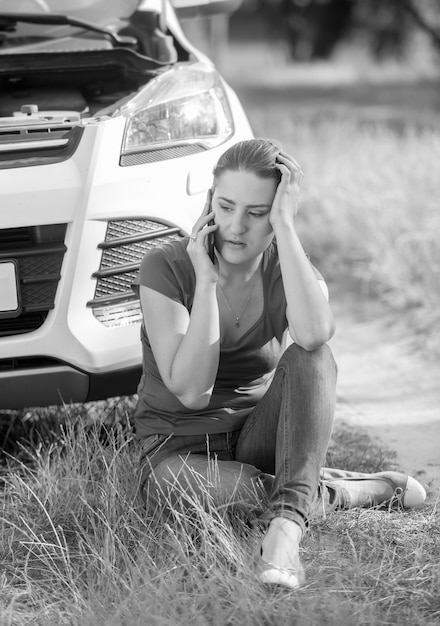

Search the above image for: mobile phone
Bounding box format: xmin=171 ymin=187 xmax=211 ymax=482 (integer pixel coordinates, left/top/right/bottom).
xmin=207 ymin=219 xmax=215 ymax=263
xmin=206 ymin=188 xmax=215 ymax=263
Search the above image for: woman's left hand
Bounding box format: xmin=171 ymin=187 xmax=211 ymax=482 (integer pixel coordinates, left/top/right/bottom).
xmin=270 ymin=151 xmax=304 ymax=229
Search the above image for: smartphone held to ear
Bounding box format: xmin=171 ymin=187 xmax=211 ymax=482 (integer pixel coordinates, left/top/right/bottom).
xmin=207 ymin=220 xmax=215 ymax=262
xmin=206 ymin=187 xmax=215 ymax=263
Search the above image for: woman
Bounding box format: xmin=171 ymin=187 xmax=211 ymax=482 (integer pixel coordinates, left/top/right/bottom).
xmin=134 ymin=139 xmax=426 ymax=590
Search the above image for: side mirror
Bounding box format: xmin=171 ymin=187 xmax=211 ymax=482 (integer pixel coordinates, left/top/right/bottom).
xmin=170 ymin=0 xmax=242 ymax=19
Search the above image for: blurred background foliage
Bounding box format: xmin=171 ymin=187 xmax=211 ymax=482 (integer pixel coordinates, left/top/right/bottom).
xmin=182 ymin=0 xmax=440 ymax=74
xmin=234 ymin=0 xmax=440 ymax=62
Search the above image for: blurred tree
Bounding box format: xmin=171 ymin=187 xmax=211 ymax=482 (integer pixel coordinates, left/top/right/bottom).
xmin=401 ymin=0 xmax=440 ymax=52
xmin=352 ymin=0 xmax=440 ymax=60
xmin=281 ymin=0 xmax=354 ymax=60
xmin=234 ymin=0 xmax=440 ymax=61
xmin=354 ymin=0 xmax=412 ymax=59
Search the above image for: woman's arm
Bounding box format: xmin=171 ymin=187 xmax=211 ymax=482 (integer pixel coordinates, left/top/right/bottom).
xmin=140 ymin=282 xmax=220 ymax=410
xmin=140 ymin=193 xmax=221 ymax=409
xmin=271 ymin=152 xmax=336 ymax=351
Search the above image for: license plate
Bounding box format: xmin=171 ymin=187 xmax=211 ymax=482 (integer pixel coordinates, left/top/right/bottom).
xmin=0 ymin=260 xmax=20 ymax=316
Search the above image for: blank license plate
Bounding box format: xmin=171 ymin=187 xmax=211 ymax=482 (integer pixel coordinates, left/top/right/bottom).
xmin=0 ymin=260 xmax=19 ymax=313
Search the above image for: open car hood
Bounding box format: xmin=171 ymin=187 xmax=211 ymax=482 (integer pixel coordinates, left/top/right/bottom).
xmin=0 ymin=0 xmax=141 ymax=25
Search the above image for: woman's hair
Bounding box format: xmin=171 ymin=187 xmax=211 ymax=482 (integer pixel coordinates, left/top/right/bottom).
xmin=213 ymin=138 xmax=282 ymax=186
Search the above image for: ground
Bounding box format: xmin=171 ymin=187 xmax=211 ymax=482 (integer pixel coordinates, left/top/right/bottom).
xmin=329 ymin=281 xmax=440 ymax=500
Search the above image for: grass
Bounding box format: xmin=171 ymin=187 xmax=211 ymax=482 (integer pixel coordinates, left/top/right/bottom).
xmin=1 ymin=409 xmax=439 ymax=626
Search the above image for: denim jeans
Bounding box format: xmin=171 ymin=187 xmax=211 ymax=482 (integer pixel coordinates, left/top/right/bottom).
xmin=139 ymin=343 xmax=337 ymax=534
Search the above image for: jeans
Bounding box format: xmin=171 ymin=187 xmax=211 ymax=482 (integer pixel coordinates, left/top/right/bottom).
xmin=139 ymin=343 xmax=337 ymax=534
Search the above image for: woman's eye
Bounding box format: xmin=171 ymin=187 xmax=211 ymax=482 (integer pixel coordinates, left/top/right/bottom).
xmin=249 ymin=212 xmax=265 ymax=218
xmin=220 ymin=204 xmax=233 ymax=212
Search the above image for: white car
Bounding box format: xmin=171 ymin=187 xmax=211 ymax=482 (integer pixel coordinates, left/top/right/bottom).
xmin=0 ymin=0 xmax=252 ymax=409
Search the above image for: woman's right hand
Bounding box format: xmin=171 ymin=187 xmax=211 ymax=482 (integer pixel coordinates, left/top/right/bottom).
xmin=187 ymin=189 xmax=219 ymax=284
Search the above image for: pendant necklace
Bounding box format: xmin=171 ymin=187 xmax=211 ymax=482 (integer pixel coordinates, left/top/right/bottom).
xmin=218 ymin=270 xmax=260 ymax=327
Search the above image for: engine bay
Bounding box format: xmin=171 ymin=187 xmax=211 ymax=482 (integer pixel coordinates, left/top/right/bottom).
xmin=0 ymin=10 xmax=180 ymax=117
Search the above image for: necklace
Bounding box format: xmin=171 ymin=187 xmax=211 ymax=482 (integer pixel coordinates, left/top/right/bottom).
xmin=218 ymin=271 xmax=260 ymax=327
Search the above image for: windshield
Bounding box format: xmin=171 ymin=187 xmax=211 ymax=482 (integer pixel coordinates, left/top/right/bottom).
xmin=0 ymin=0 xmax=141 ymax=24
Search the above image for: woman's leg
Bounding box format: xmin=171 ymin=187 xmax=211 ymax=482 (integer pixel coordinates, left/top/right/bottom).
xmin=139 ymin=432 xmax=272 ymax=522
xmin=233 ymin=342 xmax=337 ymax=588
xmin=235 ymin=342 xmax=337 ymax=533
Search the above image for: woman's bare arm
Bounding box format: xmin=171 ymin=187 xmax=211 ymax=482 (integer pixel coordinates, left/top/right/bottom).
xmin=270 ymin=152 xmax=335 ymax=350
xmin=140 ymin=281 xmax=220 ymax=410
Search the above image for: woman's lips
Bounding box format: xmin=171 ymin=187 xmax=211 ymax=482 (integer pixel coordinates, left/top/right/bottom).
xmin=226 ymin=240 xmax=246 ymax=247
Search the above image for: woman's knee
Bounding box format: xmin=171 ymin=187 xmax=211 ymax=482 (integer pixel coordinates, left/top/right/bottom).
xmin=141 ymin=455 xmax=201 ymax=517
xmin=145 ymin=454 xmax=271 ymax=512
xmin=280 ymin=342 xmax=337 ymax=381
xmin=149 ymin=455 xmax=195 ymax=493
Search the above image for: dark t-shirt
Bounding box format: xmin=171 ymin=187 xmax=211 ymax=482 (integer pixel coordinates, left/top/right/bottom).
xmin=134 ymin=238 xmax=321 ymax=438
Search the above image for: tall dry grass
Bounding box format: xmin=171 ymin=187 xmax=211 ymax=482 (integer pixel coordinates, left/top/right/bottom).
xmin=1 ymin=414 xmax=439 ymax=625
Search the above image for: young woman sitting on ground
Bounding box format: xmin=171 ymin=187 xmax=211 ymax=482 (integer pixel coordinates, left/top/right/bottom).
xmin=133 ymin=138 xmax=426 ymax=590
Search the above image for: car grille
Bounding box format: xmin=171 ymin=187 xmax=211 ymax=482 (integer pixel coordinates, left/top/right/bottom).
xmin=120 ymin=144 xmax=206 ymax=167
xmin=88 ymin=219 xmax=186 ymax=308
xmin=0 ymin=224 xmax=67 ymax=336
xmin=0 ymin=126 xmax=84 ymax=170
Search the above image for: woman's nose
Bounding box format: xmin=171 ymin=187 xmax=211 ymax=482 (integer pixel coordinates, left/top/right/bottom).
xmin=230 ymin=211 xmax=247 ymax=234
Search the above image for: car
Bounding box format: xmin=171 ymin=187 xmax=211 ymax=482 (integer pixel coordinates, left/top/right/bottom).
xmin=0 ymin=0 xmax=252 ymax=410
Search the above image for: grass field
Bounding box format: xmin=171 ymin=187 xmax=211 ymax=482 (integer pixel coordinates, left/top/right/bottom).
xmin=1 ymin=51 xmax=440 ymax=625
xmin=1 ymin=410 xmax=439 ymax=626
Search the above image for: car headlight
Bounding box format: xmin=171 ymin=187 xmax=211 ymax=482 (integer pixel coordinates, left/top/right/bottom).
xmin=119 ymin=63 xmax=234 ymax=165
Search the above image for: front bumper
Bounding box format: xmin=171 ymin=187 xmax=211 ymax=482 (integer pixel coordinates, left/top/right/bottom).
xmin=0 ymin=360 xmax=141 ymax=409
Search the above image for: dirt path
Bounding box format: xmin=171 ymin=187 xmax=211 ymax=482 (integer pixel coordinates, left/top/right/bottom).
xmin=329 ymin=282 xmax=440 ymax=502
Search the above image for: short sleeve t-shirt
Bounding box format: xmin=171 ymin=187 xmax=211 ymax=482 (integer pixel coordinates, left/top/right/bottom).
xmin=134 ymin=238 xmax=321 ymax=438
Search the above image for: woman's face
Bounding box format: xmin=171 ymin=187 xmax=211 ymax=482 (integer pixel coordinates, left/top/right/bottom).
xmin=212 ymin=169 xmax=277 ymax=265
